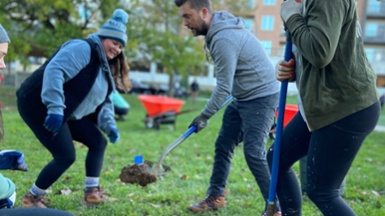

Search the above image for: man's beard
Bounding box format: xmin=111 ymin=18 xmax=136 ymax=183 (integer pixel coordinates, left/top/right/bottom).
xmin=193 ymin=21 xmax=209 ymax=36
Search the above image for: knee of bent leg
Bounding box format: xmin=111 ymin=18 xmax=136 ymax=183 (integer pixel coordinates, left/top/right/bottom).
xmin=99 ymin=137 xmax=108 ymax=150
xmin=306 ymin=187 xmax=339 ymax=204
xmin=55 ymin=153 xmax=76 ymax=167
xmin=88 ymin=136 xmax=108 ymax=153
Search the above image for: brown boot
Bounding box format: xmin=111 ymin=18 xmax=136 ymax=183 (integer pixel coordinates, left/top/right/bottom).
xmin=21 ymin=192 xmax=50 ymax=208
xmin=188 ymin=194 xmax=226 ymax=213
xmin=82 ymin=186 xmax=109 ymax=207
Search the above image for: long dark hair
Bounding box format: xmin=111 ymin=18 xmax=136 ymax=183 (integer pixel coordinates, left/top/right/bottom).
xmin=109 ymin=51 xmax=131 ymax=93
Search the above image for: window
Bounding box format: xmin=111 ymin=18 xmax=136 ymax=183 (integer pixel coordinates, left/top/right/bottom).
xmin=365 ymin=22 xmax=385 ymax=39
xmin=365 ymin=48 xmax=375 ymax=62
xmin=244 ymin=18 xmax=255 ymax=32
xmin=365 ymin=47 xmax=385 ymax=75
xmin=260 ymin=40 xmax=272 ymax=55
xmin=263 ymin=0 xmax=276 ymax=6
xmin=261 ymin=16 xmax=274 ymax=31
xmin=365 ymin=23 xmax=378 ymax=37
xmin=367 ymin=0 xmax=381 ymax=13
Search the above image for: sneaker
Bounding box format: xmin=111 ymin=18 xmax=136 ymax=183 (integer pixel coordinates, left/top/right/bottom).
xmin=188 ymin=194 xmax=226 ymax=213
xmin=21 ymin=192 xmax=49 ymax=208
xmin=82 ymin=186 xmax=109 ymax=207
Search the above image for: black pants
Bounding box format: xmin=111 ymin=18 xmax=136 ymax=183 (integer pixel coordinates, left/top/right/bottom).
xmin=18 ymin=100 xmax=107 ymax=190
xmin=267 ymin=102 xmax=380 ymax=216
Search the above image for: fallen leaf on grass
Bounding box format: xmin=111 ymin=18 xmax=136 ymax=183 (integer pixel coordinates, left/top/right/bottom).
xmin=60 ymin=188 xmax=72 ymax=196
xmin=127 ymin=193 xmax=135 ymax=197
xmin=371 ymin=190 xmax=380 ymax=196
xmin=109 ymin=197 xmax=119 ymax=202
xmin=149 ymin=203 xmax=161 ymax=208
xmin=180 ymin=175 xmax=189 ymax=180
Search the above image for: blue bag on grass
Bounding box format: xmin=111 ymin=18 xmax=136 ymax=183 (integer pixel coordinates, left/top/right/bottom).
xmin=0 ymin=150 xmax=28 ymax=171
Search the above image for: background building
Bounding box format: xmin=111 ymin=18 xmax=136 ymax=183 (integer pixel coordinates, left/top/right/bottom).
xmin=252 ymin=0 xmax=384 ymax=91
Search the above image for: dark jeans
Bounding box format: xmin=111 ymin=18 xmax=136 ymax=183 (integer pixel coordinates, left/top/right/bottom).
xmin=267 ymin=101 xmax=380 ymax=216
xmin=207 ymin=93 xmax=279 ymax=204
xmin=18 ymin=100 xmax=107 ymax=190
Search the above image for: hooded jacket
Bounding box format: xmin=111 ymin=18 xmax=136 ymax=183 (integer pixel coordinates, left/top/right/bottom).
xmin=16 ymin=34 xmax=116 ymax=135
xmin=202 ymin=11 xmax=279 ymax=118
xmin=286 ymin=0 xmax=378 ymax=131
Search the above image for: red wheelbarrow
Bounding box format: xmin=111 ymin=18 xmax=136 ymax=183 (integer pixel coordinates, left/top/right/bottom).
xmin=269 ymin=104 xmax=299 ymax=139
xmin=138 ymin=95 xmax=195 ymax=130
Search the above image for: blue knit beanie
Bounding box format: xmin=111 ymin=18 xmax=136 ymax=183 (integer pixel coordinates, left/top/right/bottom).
xmin=97 ymin=9 xmax=128 ymax=46
xmin=0 ymin=24 xmax=10 ymax=44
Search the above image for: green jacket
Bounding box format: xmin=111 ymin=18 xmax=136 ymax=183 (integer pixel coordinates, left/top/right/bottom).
xmin=0 ymin=173 xmax=15 ymax=200
xmin=286 ymin=0 xmax=378 ymax=131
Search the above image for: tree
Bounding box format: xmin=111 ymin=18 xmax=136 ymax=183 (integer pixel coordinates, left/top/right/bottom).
xmin=0 ymin=0 xmax=123 ymax=73
xmin=0 ymin=0 xmax=256 ymax=96
xmin=125 ymin=0 xmax=206 ymax=97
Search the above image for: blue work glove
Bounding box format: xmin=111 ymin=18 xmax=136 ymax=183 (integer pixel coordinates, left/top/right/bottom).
xmin=280 ymin=0 xmax=303 ymax=23
xmin=43 ymin=114 xmax=64 ymax=133
xmin=0 ymin=150 xmax=29 ymax=171
xmin=108 ymin=127 xmax=120 ymax=143
xmin=188 ymin=114 xmax=208 ymax=133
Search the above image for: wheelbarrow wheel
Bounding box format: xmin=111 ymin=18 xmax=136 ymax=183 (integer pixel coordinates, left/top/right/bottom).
xmin=145 ymin=115 xmax=154 ymax=129
xmin=144 ymin=116 xmax=160 ymax=129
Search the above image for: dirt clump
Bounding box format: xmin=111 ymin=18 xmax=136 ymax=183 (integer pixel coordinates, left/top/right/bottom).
xmin=119 ymin=160 xmax=171 ymax=187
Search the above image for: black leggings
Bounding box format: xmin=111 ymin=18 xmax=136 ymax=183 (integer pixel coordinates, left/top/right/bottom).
xmin=267 ymin=102 xmax=380 ymax=216
xmin=18 ymin=102 xmax=107 ymax=190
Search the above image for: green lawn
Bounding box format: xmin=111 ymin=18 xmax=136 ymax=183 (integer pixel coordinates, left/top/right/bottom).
xmin=0 ymin=86 xmax=384 ymax=215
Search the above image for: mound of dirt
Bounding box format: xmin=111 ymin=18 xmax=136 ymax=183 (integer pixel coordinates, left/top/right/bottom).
xmin=119 ymin=160 xmax=171 ymax=187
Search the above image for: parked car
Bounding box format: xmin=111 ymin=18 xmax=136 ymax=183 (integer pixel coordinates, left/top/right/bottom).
xmin=130 ymin=79 xmax=152 ymax=94
xmin=118 ymin=79 xmax=188 ymax=97
xmin=116 ymin=79 xmax=152 ymax=94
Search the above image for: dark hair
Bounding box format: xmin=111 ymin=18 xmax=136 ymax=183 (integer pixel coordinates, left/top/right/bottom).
xmin=109 ymin=52 xmax=132 ymax=93
xmin=174 ymin=0 xmax=212 ymax=12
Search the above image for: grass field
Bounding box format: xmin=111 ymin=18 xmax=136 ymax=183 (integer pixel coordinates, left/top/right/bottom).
xmin=1 ymin=86 xmax=384 ymax=216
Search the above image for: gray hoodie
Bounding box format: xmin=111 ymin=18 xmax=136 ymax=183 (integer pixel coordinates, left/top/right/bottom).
xmin=202 ymin=11 xmax=279 ymax=118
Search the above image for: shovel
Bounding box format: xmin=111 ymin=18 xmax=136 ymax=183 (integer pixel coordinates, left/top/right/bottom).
xmin=266 ymin=29 xmax=293 ymax=216
xmin=154 ymin=95 xmax=234 ymax=176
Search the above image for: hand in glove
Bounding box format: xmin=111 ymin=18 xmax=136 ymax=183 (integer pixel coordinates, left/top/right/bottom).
xmin=189 ymin=114 xmax=208 ymax=133
xmin=276 ymin=59 xmax=296 ymax=82
xmin=0 ymin=150 xmax=29 ymax=171
xmin=281 ymin=0 xmax=303 ymax=23
xmin=108 ymin=127 xmax=120 ymax=143
xmin=43 ymin=114 xmax=64 ymax=133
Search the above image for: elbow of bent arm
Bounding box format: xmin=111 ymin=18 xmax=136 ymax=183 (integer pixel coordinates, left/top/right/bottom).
xmin=306 ymin=43 xmax=334 ymax=68
xmin=306 ymin=47 xmax=333 ymax=68
xmin=310 ymin=57 xmax=332 ymax=69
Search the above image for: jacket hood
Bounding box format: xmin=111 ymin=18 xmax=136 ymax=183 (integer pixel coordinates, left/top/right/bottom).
xmin=87 ymin=34 xmax=106 ymax=60
xmin=206 ymin=11 xmax=245 ymax=44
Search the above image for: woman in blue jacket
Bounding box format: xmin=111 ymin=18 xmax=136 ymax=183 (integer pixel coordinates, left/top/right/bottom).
xmin=16 ymin=9 xmax=131 ymax=208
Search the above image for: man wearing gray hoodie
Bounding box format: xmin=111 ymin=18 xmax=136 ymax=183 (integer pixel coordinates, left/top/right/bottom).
xmin=175 ymin=0 xmax=280 ymax=215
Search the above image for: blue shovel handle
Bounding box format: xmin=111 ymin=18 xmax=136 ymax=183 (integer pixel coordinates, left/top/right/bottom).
xmin=267 ymin=33 xmax=292 ymax=207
